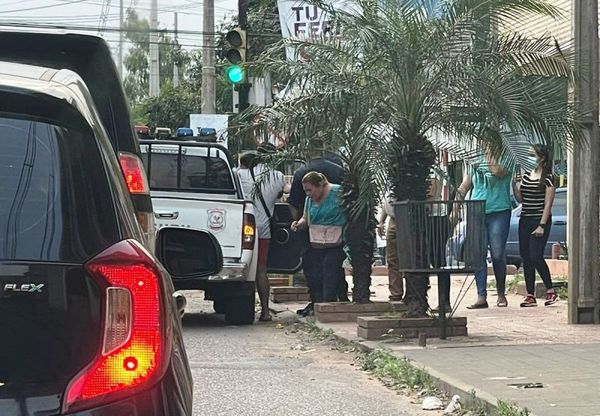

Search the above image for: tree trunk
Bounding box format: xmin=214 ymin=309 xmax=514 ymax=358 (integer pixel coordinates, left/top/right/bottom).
xmin=346 ymin=212 xmax=374 ymax=303
xmin=390 ymin=134 xmax=437 ymax=317
xmin=341 ymin=170 xmax=376 ymax=304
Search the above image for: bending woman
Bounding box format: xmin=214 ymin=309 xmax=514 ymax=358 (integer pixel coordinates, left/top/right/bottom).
xmin=291 ymin=172 xmax=347 ymax=306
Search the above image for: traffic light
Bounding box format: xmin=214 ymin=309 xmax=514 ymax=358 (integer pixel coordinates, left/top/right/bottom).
xmin=224 ymin=27 xmax=246 ymax=84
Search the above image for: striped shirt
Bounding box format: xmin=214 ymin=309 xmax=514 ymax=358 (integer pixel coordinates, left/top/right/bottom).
xmin=521 ymin=172 xmax=554 ymax=218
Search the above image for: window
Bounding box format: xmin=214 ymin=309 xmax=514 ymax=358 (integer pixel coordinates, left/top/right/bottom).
xmin=141 ymin=144 xmax=235 ymax=193
xmin=0 ymin=116 xmax=117 ymax=261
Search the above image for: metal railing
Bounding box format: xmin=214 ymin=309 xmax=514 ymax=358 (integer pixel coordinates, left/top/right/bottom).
xmin=393 ymin=200 xmax=486 ymax=274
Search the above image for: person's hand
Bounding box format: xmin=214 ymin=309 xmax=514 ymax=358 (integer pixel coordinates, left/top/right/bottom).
xmin=291 ymin=221 xmax=300 ymax=232
xmin=532 ymin=226 xmax=544 ymax=237
xmin=377 ymin=224 xmax=386 ymax=237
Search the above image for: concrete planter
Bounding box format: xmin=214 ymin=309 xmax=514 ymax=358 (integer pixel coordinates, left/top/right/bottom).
xmin=314 ymin=301 xmax=404 ymax=323
xmin=357 ymin=316 xmax=468 ymax=340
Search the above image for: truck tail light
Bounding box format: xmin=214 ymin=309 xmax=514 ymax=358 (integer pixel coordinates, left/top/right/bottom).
xmin=63 ymin=240 xmax=164 ymax=413
xmin=242 ymin=213 xmax=256 ymax=250
xmin=118 ymin=152 xmax=150 ymax=195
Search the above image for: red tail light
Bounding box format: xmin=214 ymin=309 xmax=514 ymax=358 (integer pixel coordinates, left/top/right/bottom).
xmin=242 ymin=213 xmax=256 ymax=250
xmin=64 ymin=240 xmax=163 ymax=413
xmin=118 ymin=152 xmax=150 ymax=195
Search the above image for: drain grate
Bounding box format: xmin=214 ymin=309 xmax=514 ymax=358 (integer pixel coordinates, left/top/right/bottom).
xmin=507 ymin=382 xmax=544 ymax=389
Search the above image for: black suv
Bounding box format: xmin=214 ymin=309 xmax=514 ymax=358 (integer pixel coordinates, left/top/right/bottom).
xmin=0 ymin=38 xmax=219 ymax=415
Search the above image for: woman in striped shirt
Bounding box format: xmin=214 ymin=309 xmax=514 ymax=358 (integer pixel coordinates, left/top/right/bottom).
xmin=512 ymin=144 xmax=558 ymax=307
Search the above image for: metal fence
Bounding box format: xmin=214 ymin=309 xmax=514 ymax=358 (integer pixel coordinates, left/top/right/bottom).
xmin=393 ymin=200 xmax=486 ymax=274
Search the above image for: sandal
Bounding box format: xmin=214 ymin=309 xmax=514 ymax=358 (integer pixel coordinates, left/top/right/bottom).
xmin=497 ymin=296 xmax=508 ymax=308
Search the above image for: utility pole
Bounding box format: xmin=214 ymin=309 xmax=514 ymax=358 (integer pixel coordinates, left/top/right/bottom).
xmin=173 ymin=12 xmax=180 ymax=87
xmin=237 ymin=0 xmax=250 ymax=111
xmin=149 ymin=0 xmax=160 ymax=97
xmin=118 ymin=0 xmax=123 ymax=79
xmin=201 ymin=0 xmax=216 ymax=113
xmin=569 ymin=0 xmax=600 ymax=323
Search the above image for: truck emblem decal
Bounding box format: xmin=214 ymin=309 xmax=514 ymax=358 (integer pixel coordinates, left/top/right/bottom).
xmin=3 ymin=283 xmax=45 ymax=294
xmin=207 ymin=208 xmax=226 ymax=232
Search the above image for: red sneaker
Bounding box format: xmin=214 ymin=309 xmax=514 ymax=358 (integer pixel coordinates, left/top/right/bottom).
xmin=545 ymin=291 xmax=558 ymax=306
xmin=520 ymin=295 xmax=537 ymax=307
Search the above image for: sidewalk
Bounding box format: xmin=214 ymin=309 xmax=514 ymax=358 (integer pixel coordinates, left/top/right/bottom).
xmin=275 ymin=275 xmax=600 ymax=416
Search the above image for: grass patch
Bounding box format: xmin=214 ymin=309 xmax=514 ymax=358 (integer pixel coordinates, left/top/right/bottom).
xmin=489 ymin=273 xmax=524 ymax=292
xmin=495 ymin=400 xmax=530 ymax=416
xmin=358 ymin=349 xmax=436 ymax=393
xmin=288 ymin=319 xmax=531 ymax=416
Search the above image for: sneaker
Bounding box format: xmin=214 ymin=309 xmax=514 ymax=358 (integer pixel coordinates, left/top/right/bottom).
xmin=520 ymin=295 xmax=537 ymax=307
xmin=545 ymin=291 xmax=559 ymax=306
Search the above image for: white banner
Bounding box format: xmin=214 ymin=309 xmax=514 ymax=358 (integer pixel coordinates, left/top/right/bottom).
xmin=277 ymin=0 xmax=353 ymax=60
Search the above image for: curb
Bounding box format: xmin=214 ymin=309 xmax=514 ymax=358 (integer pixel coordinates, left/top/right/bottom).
xmin=315 ymin=322 xmax=499 ymax=414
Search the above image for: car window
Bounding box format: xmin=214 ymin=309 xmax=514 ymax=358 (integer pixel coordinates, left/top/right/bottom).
xmin=141 ymin=144 xmax=235 ymax=192
xmin=0 ymin=115 xmax=118 ymax=261
xmin=554 ymin=190 xmax=566 ymax=216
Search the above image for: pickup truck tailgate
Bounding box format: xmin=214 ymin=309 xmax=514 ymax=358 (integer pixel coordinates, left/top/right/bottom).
xmin=152 ymin=195 xmax=244 ymax=258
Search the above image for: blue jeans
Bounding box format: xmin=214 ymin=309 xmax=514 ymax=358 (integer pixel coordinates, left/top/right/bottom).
xmin=474 ymin=210 xmax=511 ymax=298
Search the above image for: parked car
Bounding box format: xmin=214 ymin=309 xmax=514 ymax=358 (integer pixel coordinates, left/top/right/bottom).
xmin=446 ymin=188 xmax=567 ymax=269
xmin=0 ymin=58 xmax=228 ymax=415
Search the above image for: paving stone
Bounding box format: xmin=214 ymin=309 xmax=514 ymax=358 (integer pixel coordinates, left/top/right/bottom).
xmin=358 ymin=325 xmax=467 ymax=340
xmin=314 ymin=301 xmax=392 ymax=313
xmin=271 ymin=286 xmax=309 ymax=295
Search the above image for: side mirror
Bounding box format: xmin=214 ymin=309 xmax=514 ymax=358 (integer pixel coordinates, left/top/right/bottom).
xmin=156 ymin=228 xmax=223 ymax=278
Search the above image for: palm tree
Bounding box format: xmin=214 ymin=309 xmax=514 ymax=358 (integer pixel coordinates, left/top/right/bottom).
xmin=236 ymin=0 xmax=582 ymax=314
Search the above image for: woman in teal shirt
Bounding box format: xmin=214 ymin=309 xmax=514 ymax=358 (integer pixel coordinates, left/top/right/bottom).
xmin=291 ymin=172 xmax=347 ymax=306
xmin=455 ymin=152 xmax=512 ymax=309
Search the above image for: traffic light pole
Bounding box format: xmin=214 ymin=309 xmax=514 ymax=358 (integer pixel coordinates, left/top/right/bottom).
xmin=238 ymin=0 xmax=250 ymax=111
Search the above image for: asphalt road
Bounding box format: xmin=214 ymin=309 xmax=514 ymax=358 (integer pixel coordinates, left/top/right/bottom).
xmin=180 ymin=292 xmax=432 ymax=416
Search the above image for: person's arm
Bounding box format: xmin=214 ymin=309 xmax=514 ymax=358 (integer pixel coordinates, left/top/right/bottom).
xmin=377 ymin=209 xmax=388 ymax=237
xmin=512 ymin=177 xmax=522 ymax=203
xmin=287 ymin=172 xmax=304 ymax=220
xmin=450 ymin=171 xmax=472 ymax=225
xmin=533 ymin=179 xmax=556 ymax=237
xmin=291 ymin=207 xmax=308 ymax=231
xmin=454 ymin=171 xmax=472 ymax=201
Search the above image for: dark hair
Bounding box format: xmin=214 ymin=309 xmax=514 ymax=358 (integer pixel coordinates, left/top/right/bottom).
xmin=239 ymin=151 xmax=257 ymax=168
xmin=533 ymin=144 xmax=553 ymax=189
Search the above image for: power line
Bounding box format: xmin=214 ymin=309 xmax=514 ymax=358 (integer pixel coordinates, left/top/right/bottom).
xmin=0 ymin=21 xmax=282 ymax=38
xmin=0 ymin=0 xmax=88 ymax=14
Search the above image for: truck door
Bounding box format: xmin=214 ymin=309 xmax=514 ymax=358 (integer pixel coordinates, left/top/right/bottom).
xmin=267 ymin=203 xmax=306 ymax=274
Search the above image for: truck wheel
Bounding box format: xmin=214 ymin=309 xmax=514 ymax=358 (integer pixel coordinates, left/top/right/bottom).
xmin=225 ymin=294 xmax=256 ymax=325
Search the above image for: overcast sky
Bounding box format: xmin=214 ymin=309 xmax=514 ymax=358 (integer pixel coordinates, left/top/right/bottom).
xmin=0 ymin=0 xmax=238 ymax=53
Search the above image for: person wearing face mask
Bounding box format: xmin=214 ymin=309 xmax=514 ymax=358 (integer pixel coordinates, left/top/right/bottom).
xmin=453 ymin=146 xmax=512 ymax=309
xmin=291 ymin=172 xmax=346 ymax=313
xmin=513 ymin=145 xmax=558 ymax=307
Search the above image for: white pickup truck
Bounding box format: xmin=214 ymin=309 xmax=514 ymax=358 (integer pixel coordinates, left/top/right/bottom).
xmin=139 ymin=140 xmax=258 ymax=325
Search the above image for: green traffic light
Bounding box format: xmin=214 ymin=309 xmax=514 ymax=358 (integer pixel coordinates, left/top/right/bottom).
xmin=226 ymin=65 xmax=245 ymax=84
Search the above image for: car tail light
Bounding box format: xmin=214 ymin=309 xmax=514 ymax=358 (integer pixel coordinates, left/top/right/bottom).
xmin=242 ymin=213 xmax=256 ymax=250
xmin=118 ymin=152 xmax=150 ymax=195
xmin=64 ymin=240 xmax=163 ymax=413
